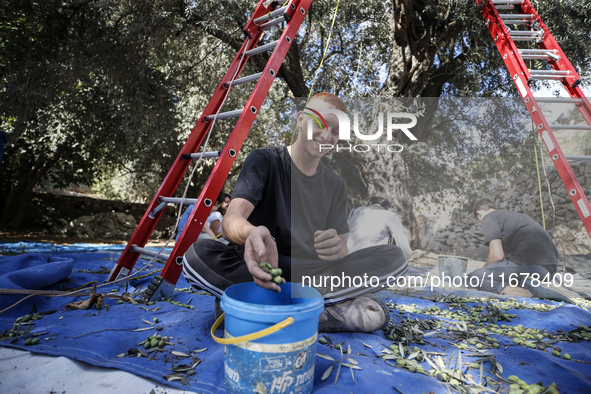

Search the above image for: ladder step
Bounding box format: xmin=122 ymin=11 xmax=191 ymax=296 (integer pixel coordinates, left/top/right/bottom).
xmin=260 ymin=14 xmax=289 ymax=30
xmin=530 ymin=70 xmax=569 ymax=76
xmin=519 ymin=49 xmax=558 ymax=54
xmin=566 ymin=155 xmax=591 ymax=161
xmin=158 ymin=197 xmax=199 ymax=205
xmin=130 ymin=245 xmax=170 ymax=261
xmin=521 ymin=54 xmax=555 ymax=60
xmin=223 ymin=72 xmax=263 ymax=89
xmin=148 ymin=196 xmax=200 ymax=219
xmin=495 ymin=5 xmax=516 ymax=10
xmin=492 ymin=0 xmax=523 ymax=4
xmin=503 ymin=19 xmax=529 ymax=24
xmin=530 ymin=75 xmax=566 ymax=80
xmin=254 ymin=5 xmax=288 ymax=25
xmin=244 ymin=40 xmax=279 ymax=57
xmin=519 ymin=49 xmax=560 ymax=60
xmin=529 ymin=70 xmax=569 ymax=80
xmin=511 ymin=35 xmax=542 ymax=41
xmin=536 ymin=97 xmax=583 ymax=104
xmin=499 ymin=13 xmax=534 ymax=19
xmin=182 ymin=150 xmax=222 ymax=160
xmin=509 ymin=30 xmax=542 ymax=36
xmin=204 ymin=109 xmax=243 ymax=122
xmin=549 ymin=124 xmax=591 ymax=131
xmin=509 ymin=30 xmax=543 ymax=41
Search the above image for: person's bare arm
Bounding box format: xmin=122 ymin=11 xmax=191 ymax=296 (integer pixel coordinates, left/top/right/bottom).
xmin=222 ymin=198 xmax=283 ymax=292
xmin=314 ymin=229 xmax=348 ymax=260
xmin=485 ymin=239 xmax=505 ymax=266
xmin=201 ymin=221 xmax=216 ymax=238
xmin=209 ymin=219 xmax=221 ymax=235
xmin=222 ymin=198 xmax=256 ymax=244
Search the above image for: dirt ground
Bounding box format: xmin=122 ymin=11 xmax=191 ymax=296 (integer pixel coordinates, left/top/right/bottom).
xmin=0 ymin=229 xmax=171 ymax=247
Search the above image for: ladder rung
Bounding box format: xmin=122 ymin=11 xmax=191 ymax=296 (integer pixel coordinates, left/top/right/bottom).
xmin=148 ymin=202 xmax=168 ymax=219
xmin=510 ymin=30 xmax=542 ymax=36
xmin=260 ymin=14 xmax=288 ymax=30
xmin=520 ymin=49 xmax=558 ymax=54
xmin=254 ymin=6 xmax=288 ymax=25
xmin=158 ymin=197 xmax=199 ymax=205
xmin=519 ymin=49 xmax=560 ymax=61
xmin=495 ymin=5 xmax=515 ymax=10
xmin=130 ymin=245 xmax=170 ymax=261
xmin=223 ymin=72 xmax=262 ymax=89
xmin=566 ymin=155 xmax=591 ymax=161
xmin=530 ymin=70 xmax=569 ymax=76
xmin=503 ymin=19 xmax=529 ymax=24
xmin=530 ymin=75 xmax=566 ymax=80
xmin=529 ymin=70 xmax=569 ymax=80
xmin=511 ymin=36 xmax=542 ymax=41
xmin=182 ymin=150 xmax=222 ymax=160
xmin=204 ymin=109 xmax=243 ymax=122
xmin=492 ymin=0 xmax=523 ymax=4
xmin=244 ymin=40 xmax=279 ymax=56
xmin=536 ymin=97 xmax=583 ymax=104
xmin=549 ymin=124 xmax=591 ymax=131
xmin=521 ymin=54 xmax=553 ymax=60
xmin=499 ymin=14 xmax=534 ymax=19
xmin=148 ymin=196 xmax=199 ymax=219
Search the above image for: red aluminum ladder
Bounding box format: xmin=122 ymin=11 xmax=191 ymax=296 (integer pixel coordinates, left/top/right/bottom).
xmin=478 ymin=0 xmax=591 ymax=236
xmin=107 ymin=0 xmax=312 ymax=299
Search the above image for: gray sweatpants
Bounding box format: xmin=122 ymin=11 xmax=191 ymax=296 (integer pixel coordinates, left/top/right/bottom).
xmin=467 ymin=258 xmax=555 ymax=294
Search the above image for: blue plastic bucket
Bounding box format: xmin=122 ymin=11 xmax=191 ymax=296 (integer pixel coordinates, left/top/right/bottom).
xmin=211 ymin=282 xmax=324 ymax=394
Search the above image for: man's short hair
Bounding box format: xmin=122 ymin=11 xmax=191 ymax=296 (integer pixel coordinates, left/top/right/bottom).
xmin=309 ymin=92 xmax=347 ymax=114
xmin=370 ymin=192 xmax=392 ymax=209
xmin=473 ymin=198 xmax=496 ymax=219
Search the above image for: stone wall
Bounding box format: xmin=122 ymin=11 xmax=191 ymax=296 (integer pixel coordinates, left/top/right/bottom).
xmin=429 ymin=160 xmax=591 ymax=254
xmin=25 ymin=192 xmax=178 ymax=239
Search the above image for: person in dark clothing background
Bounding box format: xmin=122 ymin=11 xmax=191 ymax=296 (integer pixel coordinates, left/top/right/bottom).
xmin=468 ymin=198 xmax=558 ymax=297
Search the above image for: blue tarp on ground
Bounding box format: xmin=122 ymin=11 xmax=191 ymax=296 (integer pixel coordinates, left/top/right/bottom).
xmin=1 ymin=246 xmax=591 ymax=393
xmin=0 ymin=241 xmax=174 ymax=255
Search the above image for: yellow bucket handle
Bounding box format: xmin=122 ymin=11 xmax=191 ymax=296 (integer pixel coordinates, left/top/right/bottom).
xmin=211 ymin=312 xmax=294 ymax=345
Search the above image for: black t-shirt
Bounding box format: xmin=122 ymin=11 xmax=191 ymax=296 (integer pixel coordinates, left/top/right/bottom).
xmin=481 ymin=210 xmax=558 ymax=267
xmin=232 ymin=146 xmax=349 ymax=260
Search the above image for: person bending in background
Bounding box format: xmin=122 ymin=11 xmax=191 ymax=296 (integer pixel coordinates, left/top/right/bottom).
xmin=468 ymin=198 xmax=558 ymax=297
xmin=347 ymin=192 xmax=413 ymax=260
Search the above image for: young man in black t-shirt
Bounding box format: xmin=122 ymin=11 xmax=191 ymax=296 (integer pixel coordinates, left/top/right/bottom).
xmin=182 ymin=93 xmax=409 ymax=332
xmin=468 ymin=198 xmax=558 ymax=296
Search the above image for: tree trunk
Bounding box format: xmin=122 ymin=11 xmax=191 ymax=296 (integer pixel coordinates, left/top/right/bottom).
xmin=326 ymin=0 xmax=468 ymax=248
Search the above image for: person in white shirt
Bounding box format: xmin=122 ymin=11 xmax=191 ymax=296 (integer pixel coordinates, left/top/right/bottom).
xmin=347 ymin=192 xmax=413 ymax=260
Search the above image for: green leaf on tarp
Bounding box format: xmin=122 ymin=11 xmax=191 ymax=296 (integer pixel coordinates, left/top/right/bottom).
xmin=169 ymin=364 xmax=193 ymax=372
xmin=317 ymin=353 xmax=335 ymax=361
xmin=321 ymin=365 xmax=333 ymax=381
xmin=335 ymin=362 xmax=342 ymax=384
